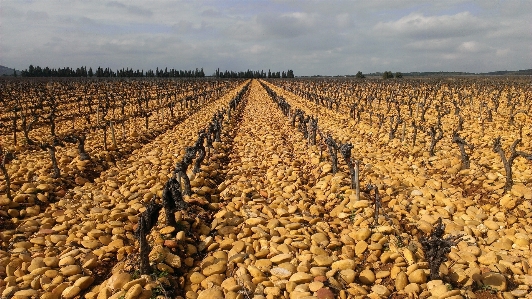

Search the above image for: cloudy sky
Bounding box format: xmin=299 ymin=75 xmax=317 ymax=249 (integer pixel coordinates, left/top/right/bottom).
xmin=1 ymin=0 xmax=530 ymax=75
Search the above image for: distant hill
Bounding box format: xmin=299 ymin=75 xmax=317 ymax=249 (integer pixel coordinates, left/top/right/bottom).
xmin=0 ymin=65 xmax=19 ymax=76
xmin=361 ymin=69 xmax=532 ymax=77
xmin=482 ymin=69 xmax=532 ymax=76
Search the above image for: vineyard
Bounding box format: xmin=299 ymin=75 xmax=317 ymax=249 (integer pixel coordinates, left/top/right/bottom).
xmin=0 ymin=77 xmax=531 ymax=299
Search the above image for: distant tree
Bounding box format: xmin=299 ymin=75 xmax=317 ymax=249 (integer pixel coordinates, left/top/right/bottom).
xmin=395 ymin=72 xmax=403 ymax=78
xmin=287 ymin=69 xmax=295 ymax=78
xmin=355 ymin=71 xmax=365 ymax=78
xmin=382 ymin=71 xmax=394 ymax=79
xmin=13 ymin=69 xmax=17 ymax=77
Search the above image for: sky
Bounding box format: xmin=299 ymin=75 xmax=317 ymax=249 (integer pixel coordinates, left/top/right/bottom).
xmin=0 ymin=0 xmax=531 ymax=76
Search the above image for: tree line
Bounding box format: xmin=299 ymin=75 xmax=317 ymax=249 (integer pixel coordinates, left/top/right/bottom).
xmin=20 ymin=65 xmax=206 ymax=78
xmin=19 ymin=65 xmax=296 ymax=78
xmin=214 ymin=68 xmax=295 ymax=79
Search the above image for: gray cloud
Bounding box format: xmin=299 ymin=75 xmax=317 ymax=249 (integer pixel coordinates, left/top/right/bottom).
xmin=106 ymin=1 xmax=153 ymax=17
xmin=0 ymin=0 xmax=530 ymax=75
xmin=374 ymin=12 xmax=492 ymax=39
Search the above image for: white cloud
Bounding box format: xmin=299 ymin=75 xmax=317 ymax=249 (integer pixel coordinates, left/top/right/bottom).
xmin=458 ymin=41 xmax=481 ymax=53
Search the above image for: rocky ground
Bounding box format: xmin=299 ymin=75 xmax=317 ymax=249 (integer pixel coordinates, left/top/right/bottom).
xmin=1 ymin=80 xmax=531 ymax=299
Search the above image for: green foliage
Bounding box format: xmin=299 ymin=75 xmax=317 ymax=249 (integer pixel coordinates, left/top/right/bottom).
xmin=150 ymin=285 xmax=165 ymax=299
xmin=355 ymin=71 xmax=365 ymax=78
xmin=446 ymin=283 xmax=453 ymax=291
xmin=349 ymin=210 xmax=357 ymax=223
xmin=130 ymin=269 xmax=140 ymax=279
xmin=151 ymin=269 xmax=169 ymax=279
xmin=382 ymin=71 xmax=394 ymax=79
xmin=395 ymin=72 xmax=403 ymax=78
xmin=478 ymin=284 xmax=498 ymax=294
xmin=395 ymin=235 xmax=405 ymax=248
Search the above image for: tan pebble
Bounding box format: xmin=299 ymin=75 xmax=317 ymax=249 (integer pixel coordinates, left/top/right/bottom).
xmin=122 ymin=278 xmax=147 ymax=291
xmin=108 ymin=272 xmax=131 ymax=291
xmin=375 ymin=270 xmax=390 ymax=279
xmin=108 ymin=239 xmax=124 ymax=250
xmin=164 ymin=253 xmax=181 ymax=268
xmin=159 ymin=226 xmax=175 ymax=234
xmin=221 ymin=277 xmax=241 ymax=292
xmin=375 ymin=226 xmax=394 ymax=233
xmin=264 ymin=286 xmax=282 ymax=296
xmin=478 ymin=251 xmax=499 ymax=265
xmin=51 ymin=282 xmax=69 ymax=297
xmin=331 ymin=259 xmax=355 ymax=270
xmin=270 ymin=253 xmax=292 ymax=264
xmin=403 ymin=248 xmax=416 ymax=265
xmin=125 ymin=284 xmax=143 ymax=299
xmin=2 ymin=287 xmax=18 ymax=298
xmin=371 ymin=284 xmax=391 ymax=297
xmin=59 ymin=256 xmax=75 ymax=266
xmin=354 ymin=241 xmax=368 ymax=256
xmin=190 ymin=272 xmax=206 ymax=284
xmin=438 ymin=290 xmax=462 ymax=298
xmin=339 ymin=269 xmax=356 ymax=284
xmin=426 ymin=279 xmax=444 ymax=290
xmin=395 ymin=271 xmax=408 ymax=290
xmin=138 ymin=289 xmax=152 ymax=299
xmin=97 ymin=287 xmax=112 ymax=299
xmin=40 ymin=292 xmax=56 ymax=299
xmin=108 ymin=290 xmax=126 ymax=299
xmin=313 ymin=255 xmax=333 ymax=267
xmin=81 ymin=240 xmax=101 ymax=249
xmin=197 ymin=287 xmax=224 ymax=299
xmin=74 ymin=276 xmax=95 ymax=290
xmin=43 ymin=257 xmax=59 ymax=267
xmin=510 ymin=289 xmax=529 ymax=297
xmin=60 ymin=265 xmax=82 ymax=276
xmin=176 ymin=231 xmax=186 ymax=241
xmin=311 ymin=233 xmax=329 ymax=245
xmin=270 ymin=267 xmax=293 ymax=279
xmin=246 ymin=217 xmax=265 ymax=226
xmin=149 ymin=245 xmax=169 ymax=263
xmin=353 ymin=227 xmax=371 ymax=241
xmin=430 ymin=284 xmax=449 ymax=297
xmin=14 ymin=289 xmax=40 ymax=297
xmin=358 ymin=269 xmax=375 ymax=285
xmin=62 ymin=286 xmax=81 ymax=299
xmin=228 ymin=253 xmax=247 ymax=264
xmin=254 ymin=259 xmax=273 ymax=272
xmin=185 ymin=290 xmax=199 ymax=299
xmin=49 ymin=234 xmax=67 ymax=244
xmin=248 ymin=265 xmax=265 ymax=278
xmin=290 ymin=290 xmax=312 ymax=298
xmin=289 ymin=272 xmax=313 ymax=283
xmin=83 ymin=258 xmax=98 ymax=269
xmin=481 ymin=272 xmax=507 ymax=291
xmin=404 ymin=283 xmax=421 ymax=294
xmin=309 ymin=281 xmax=324 ymax=292
xmin=408 ymin=269 xmax=427 ymax=284
xmin=202 ymin=262 xmax=226 ymax=276
xmin=450 ymin=268 xmax=469 ymax=285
